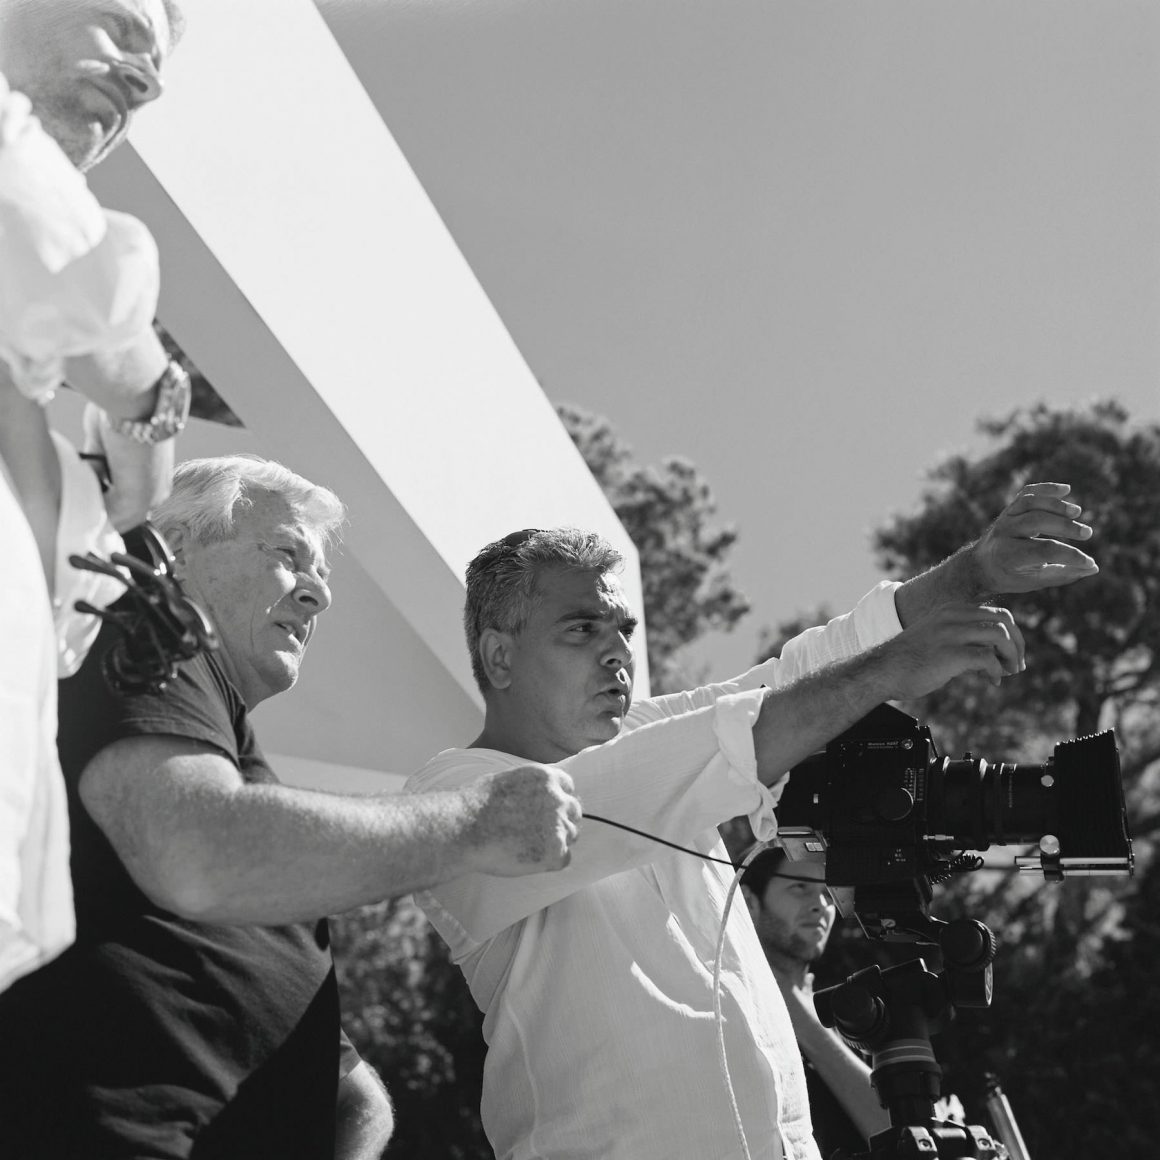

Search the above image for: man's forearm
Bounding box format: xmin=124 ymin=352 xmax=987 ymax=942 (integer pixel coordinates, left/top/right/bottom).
xmin=751 ymin=650 xmax=900 ymax=785
xmin=154 ymin=783 xmax=497 ymax=923
xmin=894 ymin=549 xmax=982 ymax=629
xmin=83 ymin=738 xmax=509 ymax=924
xmin=64 ymin=329 xmax=167 ymax=421
xmin=90 ymin=413 xmax=174 ymax=531
xmin=335 ymin=1062 xmax=393 ymax=1160
xmin=777 ymin=978 xmax=890 ymax=1141
xmin=81 ymin=736 xmax=577 ymax=925
xmin=751 ymin=603 xmax=1021 ymax=785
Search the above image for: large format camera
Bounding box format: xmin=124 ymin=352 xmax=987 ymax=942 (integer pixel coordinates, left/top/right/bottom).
xmin=772 ymin=705 xmax=1134 ymax=1158
xmin=775 ymin=702 xmax=1134 ymax=941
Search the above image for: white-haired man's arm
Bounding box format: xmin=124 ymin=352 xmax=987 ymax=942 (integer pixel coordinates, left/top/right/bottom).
xmin=335 ymin=1061 xmax=394 ymax=1160
xmin=77 ymin=736 xmax=581 ymax=925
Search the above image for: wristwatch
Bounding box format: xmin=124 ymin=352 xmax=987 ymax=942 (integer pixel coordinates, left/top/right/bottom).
xmin=104 ymin=360 xmax=192 ymax=444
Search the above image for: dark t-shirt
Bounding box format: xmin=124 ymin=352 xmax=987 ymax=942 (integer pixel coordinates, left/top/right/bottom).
xmin=0 ymin=608 xmax=343 ymax=1159
xmin=805 ymin=1057 xmax=872 ymax=1160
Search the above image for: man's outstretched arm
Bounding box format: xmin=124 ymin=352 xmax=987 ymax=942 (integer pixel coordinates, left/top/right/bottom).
xmin=79 ymin=737 xmax=582 ymax=925
xmin=752 ymin=601 xmax=1023 ymax=784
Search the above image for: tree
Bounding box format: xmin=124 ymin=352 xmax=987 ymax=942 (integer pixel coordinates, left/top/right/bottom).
xmin=556 ymin=403 xmax=750 ymax=692
xmin=331 ymin=899 xmax=491 ymax=1160
xmin=759 ymin=400 xmax=1160 ymax=1158
xmin=333 ymin=402 xmax=749 ymax=1155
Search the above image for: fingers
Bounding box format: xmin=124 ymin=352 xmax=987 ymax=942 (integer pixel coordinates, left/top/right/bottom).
xmin=1007 ymin=541 xmax=1098 ymax=582
xmin=998 ymin=505 xmax=1093 ymax=544
xmin=1005 ymin=481 xmax=1072 ymax=504
xmin=892 ymin=603 xmax=1027 ymax=697
xmin=977 ymin=482 xmax=1100 ymax=595
xmin=949 ymin=606 xmax=1023 ymax=682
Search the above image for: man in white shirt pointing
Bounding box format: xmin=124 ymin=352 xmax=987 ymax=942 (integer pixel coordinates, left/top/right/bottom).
xmin=408 ymin=483 xmax=1097 ymax=1160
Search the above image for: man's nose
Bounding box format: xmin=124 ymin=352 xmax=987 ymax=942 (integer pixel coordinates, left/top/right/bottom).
xmin=111 ymin=57 xmax=164 ymax=108
xmin=293 ymin=574 xmax=332 ymax=615
xmin=602 ymin=634 xmax=633 ymax=670
xmin=810 ymin=888 xmax=834 ymax=913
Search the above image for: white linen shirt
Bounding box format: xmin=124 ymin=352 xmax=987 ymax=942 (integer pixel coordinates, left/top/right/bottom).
xmin=407 ymin=581 xmax=902 ymax=1160
xmin=0 ymin=75 xmax=141 ymax=991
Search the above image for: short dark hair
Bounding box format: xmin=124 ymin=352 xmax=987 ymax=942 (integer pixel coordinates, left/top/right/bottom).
xmin=739 ymin=844 xmax=790 ymax=899
xmin=463 ymin=527 xmax=624 ymax=694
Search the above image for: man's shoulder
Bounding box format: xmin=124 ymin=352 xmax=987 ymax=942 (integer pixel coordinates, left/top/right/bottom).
xmin=405 ymin=746 xmax=522 ymax=793
xmin=57 ymin=612 xmax=241 ymax=776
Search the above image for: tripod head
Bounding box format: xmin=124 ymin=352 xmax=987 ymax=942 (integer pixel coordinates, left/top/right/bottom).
xmin=812 ymin=917 xmax=1008 ymax=1159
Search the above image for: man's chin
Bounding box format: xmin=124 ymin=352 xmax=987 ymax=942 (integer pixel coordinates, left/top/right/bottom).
xmin=266 ymin=653 xmax=301 ymax=692
xmin=584 ymin=725 xmax=623 ymax=753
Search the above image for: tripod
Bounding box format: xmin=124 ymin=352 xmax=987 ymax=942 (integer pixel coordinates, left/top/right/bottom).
xmin=812 ymin=916 xmax=1011 ymax=1159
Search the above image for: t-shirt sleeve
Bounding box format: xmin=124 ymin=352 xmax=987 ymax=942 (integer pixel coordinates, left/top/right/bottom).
xmin=337 ymin=1029 xmax=362 ymax=1080
xmin=57 ymin=616 xmax=240 ymax=779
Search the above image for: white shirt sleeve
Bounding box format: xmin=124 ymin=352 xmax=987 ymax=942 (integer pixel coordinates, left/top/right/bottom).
xmin=410 ymin=581 xmax=903 ymax=950
xmin=408 ymin=687 xmax=771 ymax=949
xmin=0 ymin=75 xmax=159 ymax=402
xmin=627 ymin=579 xmax=903 ymax=724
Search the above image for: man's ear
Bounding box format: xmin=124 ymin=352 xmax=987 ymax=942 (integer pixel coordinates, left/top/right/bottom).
xmin=478 ymin=628 xmax=515 ymax=691
xmin=164 ymin=526 xmax=188 ymax=576
xmin=741 ymin=884 xmax=761 ymax=923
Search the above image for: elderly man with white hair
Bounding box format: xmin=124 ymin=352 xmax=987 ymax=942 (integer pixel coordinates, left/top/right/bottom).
xmin=0 ymin=454 xmax=582 ymax=1159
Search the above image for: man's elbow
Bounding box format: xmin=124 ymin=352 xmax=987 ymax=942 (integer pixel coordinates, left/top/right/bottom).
xmin=128 ymin=843 xmax=237 ymax=922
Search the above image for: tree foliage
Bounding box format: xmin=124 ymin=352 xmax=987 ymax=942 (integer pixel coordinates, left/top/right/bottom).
xmin=761 ymin=400 xmax=1160 ymax=1158
xmin=331 ymin=898 xmax=491 ymax=1159
xmin=556 ymin=403 xmax=750 ymax=692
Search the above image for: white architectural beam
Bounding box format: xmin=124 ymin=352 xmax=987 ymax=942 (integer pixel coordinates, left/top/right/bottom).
xmin=80 ymin=0 xmax=648 ymax=779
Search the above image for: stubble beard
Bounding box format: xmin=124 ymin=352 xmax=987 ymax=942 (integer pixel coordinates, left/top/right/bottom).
xmin=759 ymin=912 xmax=826 ymax=967
xmin=25 ymin=83 xmax=115 ymax=171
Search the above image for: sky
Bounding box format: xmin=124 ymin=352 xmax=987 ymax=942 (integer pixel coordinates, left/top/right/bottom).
xmin=322 ymin=0 xmax=1160 ymax=680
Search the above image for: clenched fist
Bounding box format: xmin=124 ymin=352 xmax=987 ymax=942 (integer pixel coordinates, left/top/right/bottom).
xmin=463 ymin=764 xmax=582 ymax=877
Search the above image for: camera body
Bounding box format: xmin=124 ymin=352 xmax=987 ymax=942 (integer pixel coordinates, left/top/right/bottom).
xmin=774 ymin=703 xmax=1133 ymax=941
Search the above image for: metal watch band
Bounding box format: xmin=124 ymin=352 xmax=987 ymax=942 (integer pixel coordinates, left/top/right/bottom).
xmin=105 ymin=360 xmax=192 ymax=445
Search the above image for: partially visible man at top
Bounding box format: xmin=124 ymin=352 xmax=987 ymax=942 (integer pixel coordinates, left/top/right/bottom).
xmin=0 ymin=0 xmax=188 ymax=990
xmin=407 ymin=485 xmax=1098 ymax=1160
xmin=0 ymin=455 xmax=583 ymax=1160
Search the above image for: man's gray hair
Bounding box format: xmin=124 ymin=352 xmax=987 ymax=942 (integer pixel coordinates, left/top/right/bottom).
xmin=464 ymin=527 xmax=623 ymax=694
xmin=160 ymin=0 xmax=187 ymax=54
xmin=152 ymin=455 xmax=346 ymax=549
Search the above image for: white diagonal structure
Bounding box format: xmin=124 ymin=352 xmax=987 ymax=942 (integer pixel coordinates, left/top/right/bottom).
xmin=77 ymin=0 xmax=647 ymax=790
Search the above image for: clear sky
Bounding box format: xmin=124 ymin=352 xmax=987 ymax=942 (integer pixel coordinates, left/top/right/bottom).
xmin=322 ymin=0 xmax=1160 ymax=680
